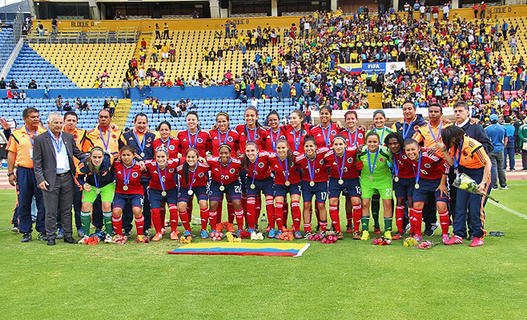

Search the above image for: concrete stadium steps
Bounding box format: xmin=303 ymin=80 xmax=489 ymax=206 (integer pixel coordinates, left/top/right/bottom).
xmin=368 ymin=93 xmax=382 ymax=109
xmin=113 ymin=98 xmax=133 ymax=129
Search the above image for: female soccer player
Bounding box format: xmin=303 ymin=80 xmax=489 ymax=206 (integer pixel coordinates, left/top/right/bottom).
xmin=210 ymin=112 xmax=239 ymax=157
xmin=207 ymin=144 xmax=244 ymax=233
xmin=243 ymin=142 xmax=274 ymax=236
xmin=324 ymin=135 xmax=362 ymax=240
xmin=152 ymin=121 xmax=179 ymax=159
xmin=236 ymin=106 xmax=268 ymax=153
xmin=78 ymin=147 xmax=115 ymax=243
xmin=144 ymin=146 xmax=182 ymax=241
xmin=385 ymin=132 xmax=414 ymax=239
xmin=178 ymin=111 xmax=212 ymax=158
xmin=439 ymin=126 xmax=491 ymax=247
xmin=283 ymin=109 xmax=310 ymax=154
xmin=177 ymin=148 xmax=210 ymax=239
xmin=404 ymin=139 xmax=450 ymax=243
xmin=265 ymin=110 xmax=286 ymax=152
xmin=111 ymin=146 xmax=146 ymax=243
xmin=310 ymin=106 xmax=340 ymax=148
xmin=295 ymin=136 xmax=329 ymax=236
xmin=358 ymin=132 xmax=393 ymax=240
xmin=269 ymin=139 xmax=303 ymax=239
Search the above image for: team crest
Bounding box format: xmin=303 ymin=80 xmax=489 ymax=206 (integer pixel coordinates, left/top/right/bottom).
xmin=358 ymin=133 xmax=364 ymax=138
xmin=229 ymin=168 xmax=235 ymax=174
xmin=169 ymin=168 xmax=175 ymax=173
xmin=258 ymin=162 xmax=264 ymax=168
xmin=402 ymin=155 xmax=407 ymax=159
xmin=197 ymin=138 xmax=203 ymax=143
xmin=331 ymin=130 xmax=336 ymax=135
xmin=198 ymin=172 xmax=205 ymax=178
xmin=347 ymin=158 xmax=353 ymax=163
xmin=320 ymin=160 xmax=324 ymax=165
xmin=169 ymin=145 xmax=175 ymax=150
xmin=424 ymin=163 xmax=431 ymax=168
xmin=132 ymin=172 xmax=139 ymax=178
xmin=227 ymin=136 xmax=233 ymax=142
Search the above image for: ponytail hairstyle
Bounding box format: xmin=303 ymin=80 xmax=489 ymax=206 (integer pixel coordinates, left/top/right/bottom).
xmin=440 ymin=125 xmax=465 ymax=151
xmin=290 ymin=109 xmax=306 ymax=131
xmin=276 ymin=138 xmax=295 ymax=168
xmin=182 ymin=148 xmax=199 ymax=184
xmin=242 ymin=141 xmax=259 ymax=168
xmin=87 ymin=146 xmax=105 ymax=174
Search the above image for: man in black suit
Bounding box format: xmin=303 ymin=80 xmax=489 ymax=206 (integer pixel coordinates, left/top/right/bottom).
xmin=33 ymin=112 xmax=85 ymax=245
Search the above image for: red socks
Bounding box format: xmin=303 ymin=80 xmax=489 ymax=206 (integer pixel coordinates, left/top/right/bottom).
xmin=227 ymin=201 xmax=234 ymax=224
xmin=291 ymin=200 xmax=301 ymax=232
xmin=135 ymin=214 xmax=145 ymax=236
xmin=319 ymin=221 xmax=327 ymax=232
xmin=329 ymin=204 xmax=341 ymax=232
xmin=209 ymin=210 xmax=217 ymax=229
xmin=246 ymin=197 xmax=256 ymax=230
xmin=234 ymin=209 xmax=244 ymax=230
xmin=352 ymin=205 xmax=362 ymax=232
xmin=439 ymin=210 xmax=450 ymax=235
xmin=410 ymin=208 xmax=423 ymax=236
xmin=112 ymin=216 xmax=123 ymax=236
xmin=169 ymin=205 xmax=178 ymax=232
xmin=283 ymin=200 xmax=289 ymax=227
xmin=275 ymin=201 xmax=284 ymax=230
xmin=395 ymin=205 xmax=405 ymax=234
xmin=265 ymin=197 xmax=275 ymax=229
xmin=160 ymin=203 xmax=166 ymax=228
xmin=151 ymin=208 xmax=162 ymax=234
xmin=179 ymin=209 xmax=191 ymax=232
xmin=200 ymin=207 xmax=209 ymax=230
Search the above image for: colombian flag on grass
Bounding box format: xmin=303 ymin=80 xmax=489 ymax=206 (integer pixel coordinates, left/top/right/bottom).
xmin=168 ymin=242 xmax=310 ymax=257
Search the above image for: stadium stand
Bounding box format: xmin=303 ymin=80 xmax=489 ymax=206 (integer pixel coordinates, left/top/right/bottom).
xmin=0 ymin=28 xmax=16 ymax=70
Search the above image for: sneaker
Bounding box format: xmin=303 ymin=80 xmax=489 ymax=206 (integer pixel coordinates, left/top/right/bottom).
xmin=104 ymin=234 xmax=113 ymax=243
xmin=442 ymin=234 xmax=450 ymax=244
xmin=492 ymin=186 xmax=499 ymax=190
xmin=268 ymin=228 xmax=277 ymax=238
xmin=170 ymin=231 xmax=179 ymax=240
xmin=37 ymin=233 xmax=48 ymax=241
xmin=336 ymin=231 xmax=344 ymax=240
xmin=136 ymin=235 xmax=149 ymax=243
xmin=11 ymin=226 xmax=19 ymax=233
xmin=373 ymin=226 xmax=381 ymax=235
xmin=56 ymin=228 xmax=64 ymax=240
xmin=383 ymin=231 xmax=392 ymax=240
xmin=275 ymin=230 xmax=283 ymax=238
xmin=445 ymin=235 xmax=463 ymax=245
xmin=236 ymin=229 xmax=242 ymax=237
xmin=413 ymin=234 xmax=423 ymax=242
xmin=183 ymin=230 xmax=192 ymax=237
xmin=294 ymin=231 xmax=303 ymax=239
xmin=200 ymin=230 xmax=209 ymax=239
xmin=424 ymin=222 xmax=439 ymax=236
xmin=21 ymin=233 xmax=32 ymax=243
xmin=151 ymin=232 xmax=163 ymax=242
xmin=469 ymin=237 xmax=484 ymax=247
xmin=352 ymin=231 xmax=362 ymax=240
xmin=78 ymin=236 xmax=88 ymax=244
xmin=360 ymin=230 xmax=370 ymax=241
xmin=77 ymin=229 xmax=85 ymax=238
xmin=346 ymin=225 xmax=353 ymax=233
xmin=501 ymin=185 xmax=509 ymax=190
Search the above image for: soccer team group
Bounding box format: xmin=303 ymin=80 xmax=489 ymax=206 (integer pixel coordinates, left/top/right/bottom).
xmin=8 ymin=100 xmax=492 ymax=247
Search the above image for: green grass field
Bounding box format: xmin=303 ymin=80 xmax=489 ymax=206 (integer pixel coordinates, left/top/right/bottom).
xmin=1 ymin=183 xmax=526 ymax=320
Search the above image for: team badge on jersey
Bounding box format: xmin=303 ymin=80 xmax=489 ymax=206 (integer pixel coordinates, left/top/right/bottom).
xmin=132 ymin=172 xmax=139 ymax=178
xmin=229 ymin=168 xmax=235 ymax=174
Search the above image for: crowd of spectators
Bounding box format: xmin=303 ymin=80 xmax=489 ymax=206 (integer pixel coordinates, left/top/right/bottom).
xmin=142 ymin=97 xmax=195 ymax=117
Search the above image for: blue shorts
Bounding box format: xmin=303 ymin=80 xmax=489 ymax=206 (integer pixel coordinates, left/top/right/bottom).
xmin=246 ymin=177 xmax=274 ymax=197
xmin=209 ymin=180 xmax=242 ymax=202
xmin=113 ymin=193 xmax=144 ymax=209
xmin=413 ymin=178 xmax=448 ymax=203
xmin=393 ymin=177 xmax=415 ymax=200
xmin=148 ymin=188 xmax=178 ymax=208
xmin=329 ymin=177 xmax=361 ymax=198
xmin=273 ymin=183 xmax=301 ymax=197
xmin=301 ymin=181 xmax=328 ymax=204
xmin=178 ymin=186 xmax=208 ymax=203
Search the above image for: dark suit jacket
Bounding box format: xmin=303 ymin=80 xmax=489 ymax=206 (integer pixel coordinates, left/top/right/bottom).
xmin=33 ymin=131 xmax=85 ymax=189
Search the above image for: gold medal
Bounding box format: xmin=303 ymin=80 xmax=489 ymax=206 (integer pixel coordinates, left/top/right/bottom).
xmin=161 ymin=190 xmax=167 ymax=197
xmin=250 ymin=183 xmax=256 ymax=190
xmin=140 ymin=152 xmax=145 ymax=158
xmin=187 ymin=189 xmax=194 ymax=196
xmin=309 ymin=181 xmax=315 ymax=187
xmin=122 ymin=185 xmax=129 ymax=191
xmin=415 ymin=183 xmax=420 ymax=190
xmin=284 ymin=181 xmax=291 ymax=187
xmin=338 ymin=179 xmax=344 ymax=185
xmin=394 ymin=176 xmax=399 ymax=182
xmin=219 ymin=185 xmax=225 ymax=191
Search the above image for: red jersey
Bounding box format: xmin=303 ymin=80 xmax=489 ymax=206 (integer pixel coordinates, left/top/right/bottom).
xmin=295 ymin=147 xmax=330 ymax=183
xmin=411 ymin=150 xmax=449 ymax=181
xmin=144 ymin=159 xmax=180 ymax=190
xmin=393 ymin=152 xmax=416 ymax=179
xmin=245 ymin=151 xmax=271 ymax=181
xmin=113 ymin=160 xmax=144 ymax=195
xmin=323 ymin=147 xmax=361 ymax=179
xmin=269 ymin=153 xmax=301 ymax=185
xmin=265 ymin=126 xmax=287 ymax=152
xmin=342 ymin=128 xmax=366 ymax=147
xmin=152 ymin=137 xmax=179 ymax=159
xmin=177 ymin=130 xmax=212 ymax=158
xmin=310 ymin=123 xmax=341 ymax=148
xmin=282 ymin=123 xmax=310 ymax=154
xmin=209 ymin=128 xmax=239 ymax=157
xmin=235 ymin=124 xmax=268 ymax=153
xmin=208 ymin=157 xmax=242 ymax=185
xmin=176 ymin=161 xmax=210 ymax=188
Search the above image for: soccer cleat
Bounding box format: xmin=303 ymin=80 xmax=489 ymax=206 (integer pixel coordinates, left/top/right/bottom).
xmin=267 ymin=228 xmax=276 ymax=238
xmin=183 ymin=230 xmax=192 ymax=237
xmin=200 ymin=230 xmax=209 ymax=239
xmin=469 ymin=237 xmax=484 ymax=247
xmin=304 ymin=231 xmax=313 ymax=239
xmin=336 ymin=231 xmax=344 ymax=240
xmin=392 ymin=233 xmax=403 ymax=240
xmin=501 ymin=185 xmax=509 ymax=190
xmin=360 ymin=230 xmax=370 ymax=241
xmin=151 ymin=233 xmax=163 ymax=242
xmin=346 ymin=225 xmax=353 ymax=233
xmin=275 ymin=230 xmax=283 ymax=238
xmin=373 ymin=226 xmax=381 ymax=235
xmin=424 ymin=222 xmax=439 ymax=236
xmin=77 ymin=235 xmax=88 ymax=244
xmin=445 ymin=235 xmax=463 ymax=245
xmin=413 ymin=234 xmax=423 ymax=242
xmin=442 ymin=234 xmax=450 ymax=244
xmin=21 ymin=233 xmax=32 ymax=242
xmin=170 ymin=230 xmax=179 ymax=240
xmin=136 ymin=235 xmax=149 ymax=243
xmin=294 ymin=231 xmax=303 ymax=239
xmin=56 ymin=228 xmax=64 ymax=240
xmin=352 ymin=231 xmax=362 ymax=240
xmin=383 ymin=231 xmax=392 ymax=240
xmin=236 ymin=229 xmax=242 ymax=237
xmin=104 ymin=234 xmax=113 ymax=243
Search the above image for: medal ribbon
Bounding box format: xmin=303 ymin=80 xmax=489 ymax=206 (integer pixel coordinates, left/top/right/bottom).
xmin=156 ymin=163 xmax=167 ymax=192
